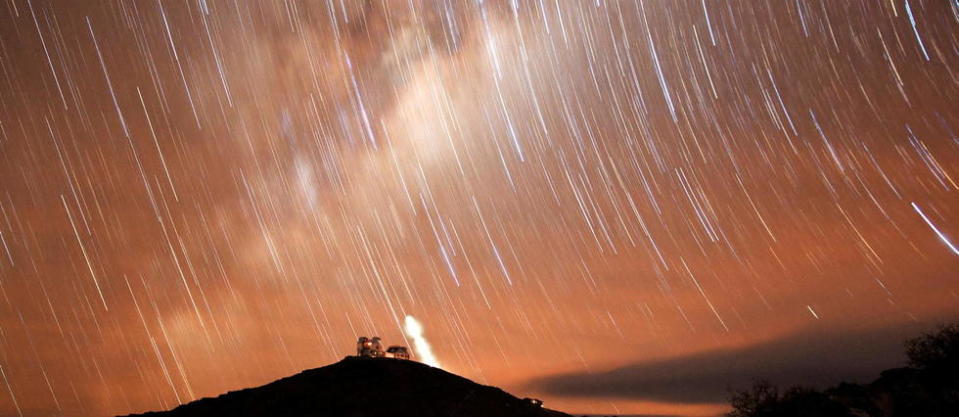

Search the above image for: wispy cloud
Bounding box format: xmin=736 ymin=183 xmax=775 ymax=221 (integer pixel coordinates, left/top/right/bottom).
xmin=531 ymin=320 xmax=951 ymax=403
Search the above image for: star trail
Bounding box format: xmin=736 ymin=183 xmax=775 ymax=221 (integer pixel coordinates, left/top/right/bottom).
xmin=0 ymin=1 xmax=956 ymax=416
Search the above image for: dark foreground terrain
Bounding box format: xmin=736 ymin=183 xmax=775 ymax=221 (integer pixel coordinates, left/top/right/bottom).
xmin=727 ymin=323 xmax=959 ymax=417
xmin=120 ymin=356 xmax=570 ymax=417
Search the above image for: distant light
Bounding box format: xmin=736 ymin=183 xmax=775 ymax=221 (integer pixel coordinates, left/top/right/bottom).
xmin=404 ymin=315 xmax=442 ymax=369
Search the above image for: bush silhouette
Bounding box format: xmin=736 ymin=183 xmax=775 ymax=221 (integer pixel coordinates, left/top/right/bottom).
xmin=905 ymin=323 xmax=959 ymax=374
xmin=727 ymin=381 xmax=854 ymax=417
xmin=726 ymin=323 xmax=959 ymax=417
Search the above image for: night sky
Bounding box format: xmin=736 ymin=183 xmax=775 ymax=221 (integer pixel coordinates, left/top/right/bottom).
xmin=0 ymin=1 xmax=957 ymax=416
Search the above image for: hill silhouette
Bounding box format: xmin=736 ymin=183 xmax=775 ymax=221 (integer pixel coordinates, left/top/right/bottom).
xmin=120 ymin=356 xmax=571 ymax=417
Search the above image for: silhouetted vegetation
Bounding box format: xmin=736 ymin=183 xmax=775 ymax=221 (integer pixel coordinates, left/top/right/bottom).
xmin=727 ymin=380 xmax=855 ymax=417
xmin=727 ymin=323 xmax=959 ymax=417
xmin=905 ymin=323 xmax=959 ymax=373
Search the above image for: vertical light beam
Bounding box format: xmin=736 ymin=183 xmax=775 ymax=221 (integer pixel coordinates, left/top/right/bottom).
xmin=404 ymin=315 xmax=442 ymax=369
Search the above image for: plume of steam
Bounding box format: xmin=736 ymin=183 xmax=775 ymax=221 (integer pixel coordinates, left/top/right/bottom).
xmin=404 ymin=315 xmax=441 ymax=368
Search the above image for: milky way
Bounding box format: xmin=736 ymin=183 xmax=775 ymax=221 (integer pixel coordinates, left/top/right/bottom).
xmin=0 ymin=1 xmax=957 ymax=416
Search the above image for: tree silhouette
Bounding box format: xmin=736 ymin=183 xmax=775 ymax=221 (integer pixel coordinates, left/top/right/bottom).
xmin=726 ymin=381 xmax=852 ymax=417
xmin=905 ymin=323 xmax=959 ymax=374
xmin=726 ymin=322 xmax=959 ymax=417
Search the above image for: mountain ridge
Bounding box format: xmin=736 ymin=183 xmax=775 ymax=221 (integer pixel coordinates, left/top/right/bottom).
xmin=120 ymin=356 xmax=571 ymax=417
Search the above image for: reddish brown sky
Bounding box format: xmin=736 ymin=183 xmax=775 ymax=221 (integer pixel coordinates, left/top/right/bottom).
xmin=0 ymin=1 xmax=957 ymax=416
